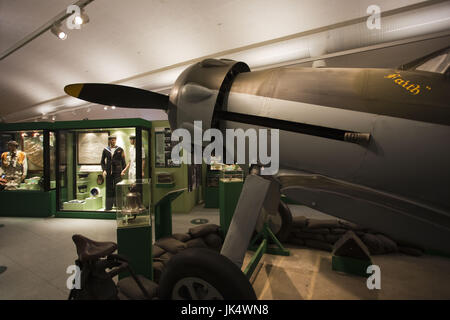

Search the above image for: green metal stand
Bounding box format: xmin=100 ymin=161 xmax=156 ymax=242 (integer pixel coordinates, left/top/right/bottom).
xmin=244 ymin=222 xmax=290 ymax=279
xmin=154 ymin=188 xmax=185 ymax=240
xmin=117 ymin=225 xmax=153 ymax=280
xmin=219 ymin=180 xmax=243 ymax=237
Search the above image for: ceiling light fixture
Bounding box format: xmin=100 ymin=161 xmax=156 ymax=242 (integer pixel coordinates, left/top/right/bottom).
xmin=74 ymin=9 xmax=90 ymax=25
xmin=0 ymin=0 xmax=94 ymax=60
xmin=51 ymin=23 xmax=67 ymax=40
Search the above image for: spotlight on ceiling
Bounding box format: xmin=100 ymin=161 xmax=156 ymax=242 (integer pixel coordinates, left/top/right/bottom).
xmin=51 ymin=23 xmax=67 ymax=40
xmin=74 ymin=9 xmax=90 ymax=26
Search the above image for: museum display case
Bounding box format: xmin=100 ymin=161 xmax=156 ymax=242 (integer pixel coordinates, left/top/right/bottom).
xmin=0 ymin=119 xmax=202 ymax=218
xmin=54 ymin=119 xmax=152 ymax=219
xmin=116 ymin=179 xmax=151 ymax=228
xmin=0 ymin=122 xmax=56 ymax=217
xmin=220 ymin=164 xmax=244 ymax=182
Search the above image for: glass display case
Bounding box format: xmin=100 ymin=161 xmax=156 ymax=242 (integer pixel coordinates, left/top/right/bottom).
xmin=0 ymin=130 xmax=56 ymax=192
xmin=56 ymin=120 xmax=151 ymax=217
xmin=0 ymin=123 xmax=57 ymax=217
xmin=116 ymin=179 xmax=151 ymax=228
xmin=220 ymin=164 xmax=244 ymax=182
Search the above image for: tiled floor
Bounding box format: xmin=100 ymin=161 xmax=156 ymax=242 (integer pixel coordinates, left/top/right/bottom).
xmin=1 ymin=204 xmax=450 ymax=299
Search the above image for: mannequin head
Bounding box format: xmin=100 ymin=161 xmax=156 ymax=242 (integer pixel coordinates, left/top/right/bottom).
xmin=108 ymin=137 xmax=117 ymax=147
xmin=129 ymin=136 xmax=136 ymax=146
xmin=7 ymin=141 xmax=18 ymax=152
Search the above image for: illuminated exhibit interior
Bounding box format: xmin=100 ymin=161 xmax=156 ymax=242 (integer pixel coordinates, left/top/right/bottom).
xmin=0 ymin=0 xmax=449 ymax=303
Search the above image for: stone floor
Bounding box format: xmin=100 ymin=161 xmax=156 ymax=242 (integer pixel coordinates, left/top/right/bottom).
xmin=0 ymin=204 xmax=449 ymax=300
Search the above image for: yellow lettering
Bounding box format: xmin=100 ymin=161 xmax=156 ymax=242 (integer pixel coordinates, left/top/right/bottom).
xmin=384 ymin=73 xmax=400 ymax=79
xmin=410 ymin=85 xmax=420 ymax=95
xmin=395 ymin=79 xmax=405 ymax=85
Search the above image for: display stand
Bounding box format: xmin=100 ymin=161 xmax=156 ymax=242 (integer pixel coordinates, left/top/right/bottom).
xmin=116 ymin=179 xmax=153 ymax=280
xmin=245 ymin=222 xmax=290 ymax=279
xmin=219 ymin=179 xmax=243 ymax=237
xmin=205 ymin=170 xmax=220 ymax=208
xmin=331 ymin=230 xmax=373 ymax=277
xmin=331 ymin=256 xmax=372 ymax=277
xmin=154 ymin=188 xmax=186 ymax=241
xmin=117 ymin=226 xmax=153 ymax=280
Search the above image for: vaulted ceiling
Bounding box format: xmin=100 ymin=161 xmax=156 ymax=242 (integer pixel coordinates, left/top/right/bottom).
xmin=1 ymin=0 xmax=449 ymax=122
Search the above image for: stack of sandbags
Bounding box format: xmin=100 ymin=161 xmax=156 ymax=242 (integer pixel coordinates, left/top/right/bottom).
xmin=286 ymin=216 xmax=423 ymax=256
xmin=152 ymin=224 xmax=224 ymax=283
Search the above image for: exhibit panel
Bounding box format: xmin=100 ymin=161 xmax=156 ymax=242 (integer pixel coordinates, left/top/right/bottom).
xmin=151 ymin=120 xmax=204 ymax=214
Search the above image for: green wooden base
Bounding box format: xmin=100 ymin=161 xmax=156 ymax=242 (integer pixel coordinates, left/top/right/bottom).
xmin=117 ymin=225 xmax=153 ymax=280
xmin=55 ymin=211 xmax=116 ymax=219
xmin=204 ymin=187 xmax=219 ymax=208
xmin=0 ymin=190 xmax=56 ymax=217
xmin=219 ymin=180 xmax=243 ymax=236
xmin=332 ymin=255 xmax=373 ymax=278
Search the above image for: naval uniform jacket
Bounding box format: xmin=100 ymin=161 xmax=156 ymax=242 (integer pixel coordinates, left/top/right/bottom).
xmin=101 ymin=146 xmax=126 ymax=176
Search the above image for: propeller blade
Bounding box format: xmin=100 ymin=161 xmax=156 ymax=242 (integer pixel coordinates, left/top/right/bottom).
xmin=64 ymin=83 xmax=169 ymax=110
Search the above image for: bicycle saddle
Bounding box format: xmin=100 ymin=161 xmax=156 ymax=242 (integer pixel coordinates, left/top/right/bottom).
xmin=72 ymin=234 xmax=118 ymax=262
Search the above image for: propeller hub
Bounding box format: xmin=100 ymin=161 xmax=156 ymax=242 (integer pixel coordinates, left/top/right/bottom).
xmin=168 ymin=59 xmax=250 ymax=135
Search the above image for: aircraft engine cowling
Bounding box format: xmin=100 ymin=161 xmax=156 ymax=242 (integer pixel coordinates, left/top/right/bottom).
xmin=168 ymin=59 xmax=249 ymax=136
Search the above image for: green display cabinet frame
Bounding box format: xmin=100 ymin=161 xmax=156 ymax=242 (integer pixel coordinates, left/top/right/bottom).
xmin=0 ymin=190 xmax=56 ymax=217
xmin=0 ymin=122 xmax=57 ymax=217
xmin=51 ymin=118 xmax=152 ymax=219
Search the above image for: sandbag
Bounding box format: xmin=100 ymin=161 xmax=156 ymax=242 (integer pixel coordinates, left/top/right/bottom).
xmin=288 ymin=237 xmax=305 ymax=246
xmin=157 ymin=252 xmax=173 ymax=266
xmin=291 ymin=216 xmax=308 ymax=228
xmin=189 ymin=224 xmax=220 ymax=238
xmin=307 ymin=219 xmax=340 ymax=229
xmin=361 ymin=233 xmax=384 ymax=255
xmin=203 ymin=233 xmax=223 ymax=250
xmin=172 ymin=233 xmax=192 ymax=242
xmin=324 ymin=234 xmax=341 ymax=244
xmin=399 ymin=246 xmax=423 ymax=257
xmin=155 ymin=237 xmax=187 ymax=254
xmin=292 ymin=232 xmax=325 ymax=242
xmin=185 ymin=237 xmax=208 ymax=248
xmin=339 ymin=220 xmax=364 ymax=231
xmin=152 ymin=245 xmax=165 ymax=258
xmin=297 ymin=228 xmax=330 ymax=235
xmin=376 ymin=234 xmax=398 ymax=253
xmin=330 ymin=228 xmax=348 ymax=234
xmin=152 ymin=261 xmax=165 ymax=283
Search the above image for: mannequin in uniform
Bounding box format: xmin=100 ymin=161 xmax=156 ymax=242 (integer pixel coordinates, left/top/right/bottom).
xmin=101 ymin=136 xmax=126 ymax=210
xmin=1 ymin=141 xmax=28 ymax=190
xmin=122 ymin=135 xmax=145 ymax=180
